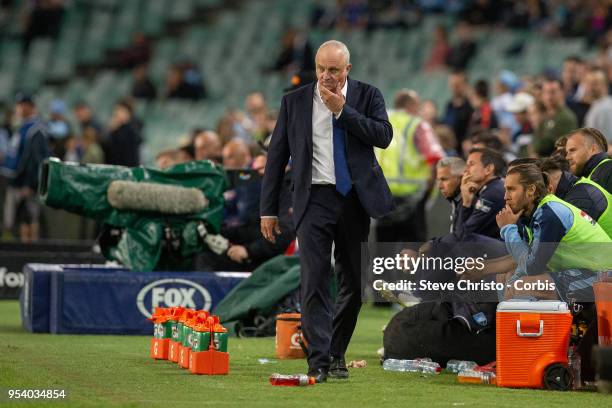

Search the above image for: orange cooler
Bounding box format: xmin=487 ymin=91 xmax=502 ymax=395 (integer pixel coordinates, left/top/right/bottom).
xmin=594 ymin=280 xmax=612 ymax=346
xmin=496 ymin=300 xmax=572 ymax=390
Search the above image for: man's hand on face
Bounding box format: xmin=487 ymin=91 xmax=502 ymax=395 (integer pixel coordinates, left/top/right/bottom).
xmin=319 ymin=83 xmax=345 ymax=116
xmin=460 ymin=174 xmax=479 ymax=207
xmin=496 ymin=205 xmax=523 ymax=228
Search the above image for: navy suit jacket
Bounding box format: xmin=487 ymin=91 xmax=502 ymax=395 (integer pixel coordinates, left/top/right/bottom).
xmin=261 ymin=78 xmax=395 ymax=229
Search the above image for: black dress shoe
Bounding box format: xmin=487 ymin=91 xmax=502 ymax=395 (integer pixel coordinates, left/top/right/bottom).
xmin=329 ymin=356 xmax=349 ymax=379
xmin=307 ymin=368 xmax=328 ymax=383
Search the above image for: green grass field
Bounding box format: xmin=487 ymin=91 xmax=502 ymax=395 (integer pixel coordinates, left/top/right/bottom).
xmin=0 ymin=300 xmax=609 ymax=407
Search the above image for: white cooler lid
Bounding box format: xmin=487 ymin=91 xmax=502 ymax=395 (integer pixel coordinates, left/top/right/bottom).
xmin=497 ymin=299 xmax=569 ymax=313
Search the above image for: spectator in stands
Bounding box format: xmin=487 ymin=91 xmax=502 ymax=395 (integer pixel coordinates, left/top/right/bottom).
xmin=117 ymin=96 xmax=144 ymax=141
xmin=102 ymin=101 xmax=141 ymax=167
xmin=377 ymin=89 xmax=445 ymax=244
xmin=434 ymin=124 xmax=459 ymax=157
xmin=22 ymin=0 xmax=65 ymax=52
xmin=507 ymin=92 xmax=535 ymax=157
xmin=335 ymin=0 xmax=369 ymax=30
xmin=443 ymin=70 xmax=474 ymax=154
xmin=0 ymin=107 xmax=12 ymax=163
xmin=112 ymin=32 xmax=151 ymax=70
xmin=436 ymin=157 xmax=466 ymax=234
xmin=222 ymin=138 xmax=252 ymax=170
xmin=562 ymin=56 xmax=584 ymax=103
xmin=420 ymin=99 xmax=439 ymax=126
xmin=193 ymin=130 xmax=222 ymax=163
xmin=46 ymin=99 xmax=71 ymax=158
xmin=79 ymin=127 xmax=104 ymax=164
xmin=177 ymin=144 xmax=194 ymax=163
xmin=270 ymin=28 xmax=314 ymax=74
xmin=131 ymin=64 xmax=157 ymax=100
xmin=424 ymin=24 xmax=450 ymax=71
xmin=533 ymin=78 xmax=577 ymax=157
xmin=584 ymin=68 xmax=612 ymax=144
xmin=215 ymin=110 xmax=242 ymax=145
xmin=469 ymin=130 xmax=516 ymax=163
xmin=566 ymin=128 xmax=612 ymax=194
xmin=567 ymin=68 xmax=592 ymax=127
xmin=586 ymin=3 xmax=610 ymax=46
xmin=73 ymin=101 xmax=104 ymax=143
xmin=491 ymin=70 xmax=521 ymax=140
xmin=446 ymin=21 xmax=477 ymax=70
xmin=467 ymin=79 xmax=498 ymax=136
xmin=2 ymin=92 xmax=49 ymax=242
xmin=165 ymin=63 xmax=206 ymax=101
xmin=155 ymin=149 xmax=179 ymax=169
xmin=462 ymin=0 xmax=498 ymax=26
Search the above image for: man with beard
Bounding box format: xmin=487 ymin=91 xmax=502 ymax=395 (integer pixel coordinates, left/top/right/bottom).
xmin=566 ymin=127 xmax=612 ymax=194
xmin=539 ymin=156 xmax=612 ymax=238
xmin=496 ymin=164 xmax=611 ymax=301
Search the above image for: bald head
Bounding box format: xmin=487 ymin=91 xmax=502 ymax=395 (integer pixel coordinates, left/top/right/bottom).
xmin=194 ymin=130 xmax=222 ymax=162
xmin=222 ymin=139 xmax=252 ymax=169
xmin=315 ymin=40 xmax=352 ymax=93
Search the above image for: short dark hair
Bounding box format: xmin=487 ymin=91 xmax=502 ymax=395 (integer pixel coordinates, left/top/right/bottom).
xmin=543 ymin=77 xmax=563 ymax=88
xmin=470 ymin=130 xmax=503 ymax=151
xmin=468 ymin=147 xmax=507 ymax=177
xmin=179 ymin=144 xmax=195 ymax=160
xmin=538 ymin=156 xmax=569 ymax=173
xmin=474 ymin=79 xmax=489 ymax=99
xmin=564 ymin=55 xmax=583 ymax=64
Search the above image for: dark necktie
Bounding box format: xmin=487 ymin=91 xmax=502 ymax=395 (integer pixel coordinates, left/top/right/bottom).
xmin=332 ymin=116 xmax=351 ymax=195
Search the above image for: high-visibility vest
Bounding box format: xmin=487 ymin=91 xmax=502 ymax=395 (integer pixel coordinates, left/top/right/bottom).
xmin=574 ymin=177 xmax=612 ymax=239
xmin=587 ymin=157 xmax=612 ymax=179
xmin=376 ymin=110 xmax=430 ymax=197
xmin=525 ymin=194 xmax=611 ymax=272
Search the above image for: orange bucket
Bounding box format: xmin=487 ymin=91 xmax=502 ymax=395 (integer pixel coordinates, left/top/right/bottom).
xmin=594 ymin=280 xmax=612 ymax=346
xmin=275 ymin=313 xmax=307 ymax=359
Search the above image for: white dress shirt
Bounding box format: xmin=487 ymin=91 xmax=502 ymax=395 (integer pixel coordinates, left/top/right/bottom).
xmin=261 ymin=80 xmax=348 ymax=219
xmin=311 ymin=80 xmax=348 ymax=184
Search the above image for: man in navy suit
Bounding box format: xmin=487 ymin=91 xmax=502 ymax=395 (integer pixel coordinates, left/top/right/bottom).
xmin=260 ymin=40 xmax=394 ymax=382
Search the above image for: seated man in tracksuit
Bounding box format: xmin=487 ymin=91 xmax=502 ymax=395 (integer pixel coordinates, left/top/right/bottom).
xmin=435 ymin=157 xmax=465 ymax=235
xmin=420 ymin=147 xmax=507 ymax=283
xmin=540 ymin=156 xmax=612 ymax=238
xmin=566 ymin=128 xmax=612 ymax=195
xmin=496 ymin=164 xmax=612 ymax=302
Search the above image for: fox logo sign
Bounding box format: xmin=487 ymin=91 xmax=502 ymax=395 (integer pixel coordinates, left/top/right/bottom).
xmin=136 ymin=278 xmax=212 ymax=318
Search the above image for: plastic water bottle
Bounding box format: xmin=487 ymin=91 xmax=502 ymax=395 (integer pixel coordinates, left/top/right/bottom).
xmin=568 ymin=347 xmax=581 ymax=389
xmin=269 ymin=373 xmax=315 ymax=386
xmin=446 ymin=360 xmax=478 ymax=373
xmin=382 ymin=358 xmax=441 ymax=374
xmin=457 ymin=369 xmax=496 ymax=385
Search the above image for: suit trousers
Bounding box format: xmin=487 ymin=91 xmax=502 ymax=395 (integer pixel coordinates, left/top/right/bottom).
xmin=296 ymin=185 xmax=370 ymax=370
